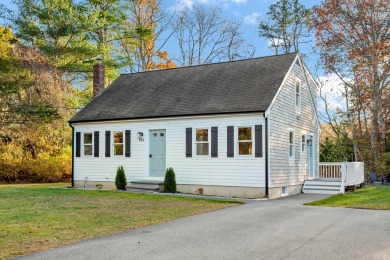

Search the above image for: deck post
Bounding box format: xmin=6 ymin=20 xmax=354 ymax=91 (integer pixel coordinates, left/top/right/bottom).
xmin=340 ymin=163 xmax=346 ymax=193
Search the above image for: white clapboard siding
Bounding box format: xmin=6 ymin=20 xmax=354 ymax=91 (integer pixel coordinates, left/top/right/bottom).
xmin=268 ymin=61 xmax=319 ymax=188
xmin=73 ymin=113 xmax=266 ymax=187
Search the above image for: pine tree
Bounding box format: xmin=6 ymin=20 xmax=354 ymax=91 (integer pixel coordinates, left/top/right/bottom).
xmin=163 ymin=167 xmax=176 ymax=193
xmin=115 ymin=166 xmax=127 ymax=190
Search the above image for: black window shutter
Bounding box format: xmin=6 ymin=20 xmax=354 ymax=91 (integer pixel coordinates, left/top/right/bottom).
xmin=255 ymin=125 xmax=263 ymax=157
xmin=125 ymin=130 xmax=131 ymax=157
xmin=227 ymin=126 xmax=234 ymax=157
xmin=94 ymin=131 xmax=99 ymax=157
xmin=186 ymin=128 xmax=192 ymax=157
xmin=211 ymin=127 xmax=218 ymax=157
xmin=105 ymin=131 xmax=110 ymax=157
xmin=75 ymin=132 xmax=81 ymax=157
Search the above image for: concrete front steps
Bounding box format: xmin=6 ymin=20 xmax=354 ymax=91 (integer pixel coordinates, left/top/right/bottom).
xmin=302 ymin=179 xmax=342 ymax=194
xmin=126 ymin=180 xmax=163 ymax=193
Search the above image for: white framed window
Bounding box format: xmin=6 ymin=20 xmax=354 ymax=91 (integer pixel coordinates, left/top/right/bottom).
xmin=281 ymin=186 xmax=288 ymax=196
xmin=113 ymin=131 xmax=124 ymax=156
xmin=289 ymin=130 xmax=295 ymax=159
xmin=195 ymin=128 xmax=209 ymax=156
xmin=295 ymin=79 xmax=301 ymax=108
xmin=301 ymin=134 xmax=306 ymax=154
xmin=237 ymin=126 xmax=253 ymax=156
xmin=83 ymin=132 xmax=93 ymax=156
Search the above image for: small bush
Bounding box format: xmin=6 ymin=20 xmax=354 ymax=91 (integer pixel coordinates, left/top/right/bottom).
xmin=115 ymin=166 xmax=127 ymax=190
xmin=164 ymin=167 xmax=177 ymax=193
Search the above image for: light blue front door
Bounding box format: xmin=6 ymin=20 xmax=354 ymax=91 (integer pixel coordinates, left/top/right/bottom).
xmin=149 ymin=130 xmax=166 ymax=177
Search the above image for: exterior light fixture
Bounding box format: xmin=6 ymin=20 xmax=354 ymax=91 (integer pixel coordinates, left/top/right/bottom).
xmin=137 ymin=132 xmax=144 ymax=141
xmin=307 ymin=139 xmax=312 ymax=146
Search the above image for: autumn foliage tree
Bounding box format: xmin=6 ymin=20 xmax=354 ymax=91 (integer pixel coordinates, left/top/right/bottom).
xmin=119 ymin=0 xmax=176 ymax=71
xmin=314 ymin=0 xmax=390 ymax=174
xmin=0 ymin=27 xmax=73 ymax=182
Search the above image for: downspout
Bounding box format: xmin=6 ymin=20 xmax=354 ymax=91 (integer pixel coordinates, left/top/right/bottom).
xmin=70 ymin=123 xmax=75 ymax=188
xmin=264 ymin=115 xmax=269 ymax=198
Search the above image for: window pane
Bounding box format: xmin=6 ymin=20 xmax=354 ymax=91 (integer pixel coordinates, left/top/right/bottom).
xmin=289 ymin=132 xmax=294 ymax=144
xmin=196 ymin=143 xmax=209 ymax=155
xmin=290 ymin=145 xmax=293 ymax=157
xmin=296 ymin=81 xmax=300 ymax=106
xmin=238 ymin=127 xmax=252 ymax=140
xmin=84 ymin=145 xmax=92 ymax=155
xmin=84 ymin=133 xmax=92 ymax=144
xmin=239 ymin=142 xmax=252 ymax=155
xmin=196 ymin=129 xmax=208 ymax=142
xmin=296 ymin=81 xmax=300 ymax=93
xmin=114 ymin=144 xmax=123 ymax=155
xmin=114 ymin=132 xmax=123 ymax=143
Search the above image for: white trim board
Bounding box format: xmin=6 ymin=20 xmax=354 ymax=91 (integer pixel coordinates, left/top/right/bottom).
xmin=297 ymin=55 xmax=321 ymax=129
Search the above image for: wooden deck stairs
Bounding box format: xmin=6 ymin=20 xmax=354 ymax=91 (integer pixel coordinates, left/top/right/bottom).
xmin=302 ymin=179 xmax=342 ymax=195
xmin=303 ymin=162 xmax=364 ymax=195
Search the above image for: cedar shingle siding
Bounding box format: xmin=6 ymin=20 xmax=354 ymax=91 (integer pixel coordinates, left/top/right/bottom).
xmin=268 ymin=61 xmax=319 ymax=187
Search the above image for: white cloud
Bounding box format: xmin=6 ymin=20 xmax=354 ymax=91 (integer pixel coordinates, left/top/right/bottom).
xmin=244 ymin=12 xmax=260 ymax=25
xmin=267 ymin=38 xmax=286 ymax=48
xmin=174 ymin=0 xmax=246 ymax=11
xmin=317 ymin=73 xmax=349 ymax=115
xmin=175 ymin=0 xmax=194 ymax=11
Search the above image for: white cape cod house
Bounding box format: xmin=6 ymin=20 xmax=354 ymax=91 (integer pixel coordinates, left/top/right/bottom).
xmin=69 ymin=53 xmax=322 ymax=199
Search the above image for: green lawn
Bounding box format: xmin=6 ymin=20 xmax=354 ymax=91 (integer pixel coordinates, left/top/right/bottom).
xmin=305 ymin=185 xmax=390 ymax=210
xmin=0 ymin=183 xmax=240 ymax=259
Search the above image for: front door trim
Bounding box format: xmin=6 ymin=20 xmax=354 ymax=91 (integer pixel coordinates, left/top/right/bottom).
xmin=149 ymin=129 xmax=166 ymax=178
xmin=308 ymin=134 xmax=315 ymax=179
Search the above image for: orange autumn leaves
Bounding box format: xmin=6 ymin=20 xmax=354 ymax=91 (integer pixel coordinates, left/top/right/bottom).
xmin=148 ymin=51 xmax=176 ymax=70
xmin=127 ymin=0 xmax=176 ymax=71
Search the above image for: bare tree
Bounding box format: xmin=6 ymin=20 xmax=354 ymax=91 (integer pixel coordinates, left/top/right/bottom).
xmin=174 ymin=5 xmax=255 ymax=66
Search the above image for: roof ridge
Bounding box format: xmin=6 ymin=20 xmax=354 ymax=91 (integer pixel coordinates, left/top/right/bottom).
xmin=120 ymin=52 xmax=298 ymax=75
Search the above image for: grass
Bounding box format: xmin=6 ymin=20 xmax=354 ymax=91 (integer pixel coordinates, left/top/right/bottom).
xmin=0 ymin=183 xmax=240 ymax=259
xmin=305 ymin=185 xmax=390 ymax=210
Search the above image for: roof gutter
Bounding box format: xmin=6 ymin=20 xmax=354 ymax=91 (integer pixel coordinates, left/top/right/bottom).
xmin=69 ymin=110 xmax=266 ymax=125
xmin=69 ymin=123 xmax=75 ymax=188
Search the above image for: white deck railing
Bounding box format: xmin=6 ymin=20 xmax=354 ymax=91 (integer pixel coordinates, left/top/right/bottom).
xmin=319 ymin=162 xmax=343 ymax=179
xmin=319 ymin=162 xmax=365 ymax=192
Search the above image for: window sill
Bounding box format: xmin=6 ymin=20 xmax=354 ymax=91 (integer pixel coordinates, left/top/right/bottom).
xmin=234 ymin=156 xmax=257 ymax=160
xmin=192 ymin=156 xmax=212 ymax=160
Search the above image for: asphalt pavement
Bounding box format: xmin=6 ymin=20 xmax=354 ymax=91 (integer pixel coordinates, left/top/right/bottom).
xmin=18 ymin=194 xmax=390 ymax=260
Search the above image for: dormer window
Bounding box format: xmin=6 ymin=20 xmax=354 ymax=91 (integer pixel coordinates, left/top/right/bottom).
xmin=295 ymin=79 xmax=301 ymax=108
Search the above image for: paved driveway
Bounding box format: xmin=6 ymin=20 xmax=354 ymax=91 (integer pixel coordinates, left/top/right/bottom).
xmin=19 ymin=194 xmax=389 ymax=260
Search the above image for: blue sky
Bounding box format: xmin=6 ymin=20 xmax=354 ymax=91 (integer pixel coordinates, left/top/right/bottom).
xmin=166 ymin=0 xmax=323 ymax=69
xmin=1 ymin=0 xmax=322 ymax=69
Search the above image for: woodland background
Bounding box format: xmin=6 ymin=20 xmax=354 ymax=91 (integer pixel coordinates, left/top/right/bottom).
xmin=0 ymin=0 xmax=388 ymax=183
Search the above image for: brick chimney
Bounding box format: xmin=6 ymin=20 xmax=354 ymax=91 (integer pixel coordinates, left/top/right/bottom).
xmin=93 ymin=59 xmax=104 ymax=98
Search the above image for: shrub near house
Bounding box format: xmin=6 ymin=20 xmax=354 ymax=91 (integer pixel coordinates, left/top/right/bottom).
xmin=164 ymin=167 xmax=177 ymax=193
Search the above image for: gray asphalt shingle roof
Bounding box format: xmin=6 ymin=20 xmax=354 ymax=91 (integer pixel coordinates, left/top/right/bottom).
xmin=69 ymin=52 xmax=297 ymax=123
